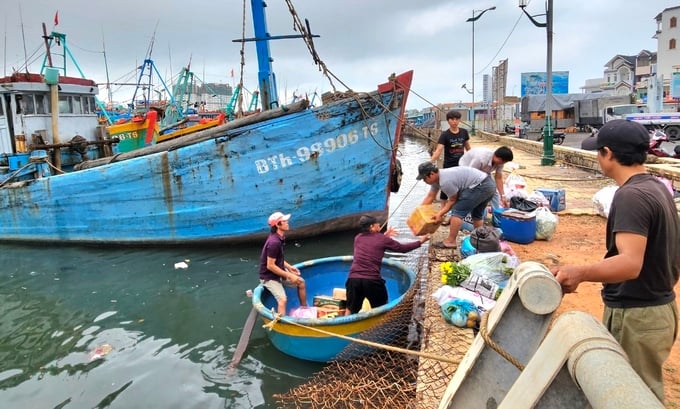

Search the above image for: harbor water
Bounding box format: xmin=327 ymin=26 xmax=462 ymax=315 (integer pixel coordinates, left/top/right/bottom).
xmin=0 ymin=137 xmax=431 ymax=408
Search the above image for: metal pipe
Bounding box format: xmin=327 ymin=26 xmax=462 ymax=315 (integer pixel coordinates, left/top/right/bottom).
xmin=498 ymin=311 xmax=663 ymax=408
xmin=50 ymin=83 xmax=61 ymax=170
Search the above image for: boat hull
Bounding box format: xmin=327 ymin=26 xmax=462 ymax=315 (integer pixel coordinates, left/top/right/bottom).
xmin=0 ymin=71 xmax=412 ymax=244
xmin=252 ymin=256 xmax=416 ymax=362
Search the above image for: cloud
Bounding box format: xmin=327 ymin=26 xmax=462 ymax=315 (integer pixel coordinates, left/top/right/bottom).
xmin=2 ymin=0 xmax=670 ymax=111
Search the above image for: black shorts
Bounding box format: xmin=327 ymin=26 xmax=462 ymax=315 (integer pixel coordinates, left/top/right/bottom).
xmin=345 ymin=278 xmax=387 ymax=314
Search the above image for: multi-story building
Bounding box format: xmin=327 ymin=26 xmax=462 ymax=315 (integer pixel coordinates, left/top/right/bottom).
xmin=654 ymin=5 xmax=680 ymax=87
xmin=582 ymin=5 xmax=680 ymax=105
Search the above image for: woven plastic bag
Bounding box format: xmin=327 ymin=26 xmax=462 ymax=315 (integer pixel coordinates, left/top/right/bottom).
xmin=440 ymin=298 xmax=479 ymax=328
xmin=593 ymin=185 xmax=618 ymax=218
xmin=535 ymin=207 xmax=558 ymax=240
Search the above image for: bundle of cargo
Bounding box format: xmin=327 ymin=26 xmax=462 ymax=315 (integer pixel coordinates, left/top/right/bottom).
xmin=313 ymin=288 xmax=347 ymax=318
xmin=407 ymin=204 xmax=441 ymax=236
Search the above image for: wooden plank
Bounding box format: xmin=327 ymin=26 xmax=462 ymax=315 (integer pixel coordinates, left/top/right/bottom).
xmin=226 ymin=307 xmax=258 ymax=376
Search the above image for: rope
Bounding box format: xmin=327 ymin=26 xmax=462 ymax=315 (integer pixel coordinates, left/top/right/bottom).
xmin=380 ymin=181 xmax=421 ymax=231
xmin=478 ymin=310 xmax=525 ymax=371
xmin=0 ymin=155 xmax=64 ymax=188
xmin=263 ymin=311 xmax=464 ymax=366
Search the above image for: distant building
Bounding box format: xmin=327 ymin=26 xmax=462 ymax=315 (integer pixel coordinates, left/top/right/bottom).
xmin=654 ymin=5 xmax=680 ymax=86
xmin=579 ymin=5 xmax=680 ymax=105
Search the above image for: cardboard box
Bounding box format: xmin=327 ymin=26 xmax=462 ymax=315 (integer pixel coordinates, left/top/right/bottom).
xmin=535 ymin=188 xmax=566 ymax=212
xmin=407 ymin=204 xmax=441 ymax=236
xmin=332 ymin=288 xmax=347 ymax=301
xmin=313 ymin=295 xmax=346 ymax=309
xmin=317 ymin=306 xmax=345 ymax=318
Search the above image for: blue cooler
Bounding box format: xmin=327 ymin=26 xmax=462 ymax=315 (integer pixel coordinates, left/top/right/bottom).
xmin=498 ymin=209 xmax=536 ymax=244
xmin=535 ymin=188 xmax=566 ymax=212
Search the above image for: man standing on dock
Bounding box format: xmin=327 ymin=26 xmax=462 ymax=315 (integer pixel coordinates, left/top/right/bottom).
xmin=416 ymin=162 xmax=495 ymax=249
xmin=551 ymin=119 xmax=679 ymax=403
xmin=459 ymin=146 xmax=514 ymax=210
xmin=430 ymin=110 xmax=471 ymax=200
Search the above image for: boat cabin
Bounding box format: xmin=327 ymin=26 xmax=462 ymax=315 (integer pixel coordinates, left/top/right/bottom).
xmin=0 ymin=73 xmax=102 ymax=173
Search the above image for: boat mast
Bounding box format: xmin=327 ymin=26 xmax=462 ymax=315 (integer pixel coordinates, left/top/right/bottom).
xmin=235 ymin=1 xmax=319 ymax=111
xmin=102 ymin=31 xmax=113 ymax=105
xmin=250 ymin=0 xmax=278 ymax=111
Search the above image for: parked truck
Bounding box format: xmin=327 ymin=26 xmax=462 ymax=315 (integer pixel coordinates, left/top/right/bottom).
xmin=573 ymin=94 xmax=634 ymax=130
xmin=623 ymin=112 xmax=680 ymax=140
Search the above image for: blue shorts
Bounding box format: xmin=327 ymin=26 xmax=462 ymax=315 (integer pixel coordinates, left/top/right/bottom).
xmin=449 ymin=176 xmax=496 ymax=221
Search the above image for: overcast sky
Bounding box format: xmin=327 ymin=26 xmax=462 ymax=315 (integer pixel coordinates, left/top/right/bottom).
xmin=2 ymin=0 xmax=676 ymax=110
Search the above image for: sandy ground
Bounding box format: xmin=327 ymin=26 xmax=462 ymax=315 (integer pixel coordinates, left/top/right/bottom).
xmin=424 ymin=137 xmax=679 ymax=405
xmin=511 ymin=214 xmax=679 ymax=407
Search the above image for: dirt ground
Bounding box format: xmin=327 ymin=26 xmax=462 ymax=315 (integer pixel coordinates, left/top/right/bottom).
xmin=511 ymin=213 xmax=679 ymax=407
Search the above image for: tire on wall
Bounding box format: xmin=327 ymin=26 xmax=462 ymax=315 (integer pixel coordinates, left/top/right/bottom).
xmin=390 ymin=159 xmax=402 ymax=193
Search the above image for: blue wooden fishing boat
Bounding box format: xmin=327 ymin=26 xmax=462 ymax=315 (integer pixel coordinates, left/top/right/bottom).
xmin=252 ymin=256 xmax=416 ymax=362
xmin=0 ymin=2 xmax=412 ymax=245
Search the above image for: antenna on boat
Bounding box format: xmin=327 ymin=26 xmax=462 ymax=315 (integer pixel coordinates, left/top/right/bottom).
xmin=102 ymin=30 xmax=113 ymax=104
xmin=18 ymin=2 xmax=29 ymax=73
xmin=3 ymin=15 xmax=6 ymax=77
xmin=41 ymin=23 xmax=53 ymax=68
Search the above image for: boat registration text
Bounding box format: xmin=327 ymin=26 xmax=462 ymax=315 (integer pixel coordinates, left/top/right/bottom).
xmin=255 ymin=123 xmax=380 ymax=174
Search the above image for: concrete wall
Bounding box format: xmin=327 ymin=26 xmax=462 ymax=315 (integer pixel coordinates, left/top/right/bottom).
xmin=478 ymin=131 xmax=680 ymax=184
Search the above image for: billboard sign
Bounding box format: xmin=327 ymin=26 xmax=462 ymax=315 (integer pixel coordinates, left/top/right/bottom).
xmin=671 ymin=71 xmax=680 ymax=99
xmin=520 ymin=71 xmax=569 ymax=96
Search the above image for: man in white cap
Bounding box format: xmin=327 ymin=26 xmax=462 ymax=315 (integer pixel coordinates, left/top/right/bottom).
xmin=552 ymin=119 xmax=679 ymax=403
xmin=258 ymin=211 xmax=307 ymax=315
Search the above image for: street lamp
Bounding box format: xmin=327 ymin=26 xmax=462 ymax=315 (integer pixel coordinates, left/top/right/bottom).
xmin=466 ymin=6 xmax=496 ymax=136
xmin=519 ymin=0 xmax=554 ymax=166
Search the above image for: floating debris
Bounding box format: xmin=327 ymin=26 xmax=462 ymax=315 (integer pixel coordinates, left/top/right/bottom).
xmin=174 ymin=261 xmax=189 ymax=269
xmin=89 ymin=344 xmax=113 ymax=362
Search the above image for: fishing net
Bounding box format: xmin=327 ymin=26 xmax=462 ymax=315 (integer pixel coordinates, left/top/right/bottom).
xmin=274 ymin=249 xmax=474 ymax=409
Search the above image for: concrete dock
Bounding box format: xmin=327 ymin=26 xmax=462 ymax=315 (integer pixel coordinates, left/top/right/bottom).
xmin=415 ymin=132 xmax=679 ymax=408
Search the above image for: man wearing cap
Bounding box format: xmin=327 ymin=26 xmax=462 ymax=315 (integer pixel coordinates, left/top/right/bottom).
xmin=345 ymin=215 xmax=429 ymax=315
xmin=551 ymin=119 xmax=679 ymax=403
xmin=258 ymin=211 xmax=307 ymax=316
xmin=416 ymin=162 xmax=496 ymax=248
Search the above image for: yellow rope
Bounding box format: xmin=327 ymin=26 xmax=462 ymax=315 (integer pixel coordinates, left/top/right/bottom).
xmin=264 ymin=312 xmax=464 ymax=365
xmin=479 ymin=310 xmax=525 ymax=371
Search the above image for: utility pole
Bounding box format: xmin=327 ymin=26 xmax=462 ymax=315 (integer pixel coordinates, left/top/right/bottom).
xmin=519 ymin=0 xmax=555 ymax=166
xmin=466 ymin=6 xmax=496 ymax=136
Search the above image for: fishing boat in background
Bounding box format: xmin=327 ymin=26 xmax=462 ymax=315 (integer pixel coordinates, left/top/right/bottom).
xmin=106 ymin=109 xmax=160 ymax=152
xmin=252 ymin=256 xmax=416 ymax=362
xmin=0 ymin=29 xmax=110 ymax=173
xmin=0 ymin=1 xmax=412 ymax=245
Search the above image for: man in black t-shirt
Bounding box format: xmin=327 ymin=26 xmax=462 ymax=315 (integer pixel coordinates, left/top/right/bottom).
xmin=551 ymin=120 xmax=679 ymax=403
xmin=430 ymin=110 xmax=471 ymax=200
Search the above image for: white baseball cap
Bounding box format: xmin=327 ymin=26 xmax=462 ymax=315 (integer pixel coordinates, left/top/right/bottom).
xmin=268 ymin=212 xmax=291 ymax=227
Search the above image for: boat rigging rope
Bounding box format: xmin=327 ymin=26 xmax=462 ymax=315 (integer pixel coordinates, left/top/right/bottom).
xmin=263 ymin=312 xmax=464 ymax=366
xmin=237 ymin=0 xmax=248 ymax=118
xmin=0 ymin=156 xmax=64 ymax=188
xmin=479 ymin=310 xmax=525 ymax=371
xmin=381 ymin=179 xmax=420 ymax=231
xmin=264 ymin=304 xmax=526 ymax=371
xmin=283 ymin=0 xmax=337 ymax=93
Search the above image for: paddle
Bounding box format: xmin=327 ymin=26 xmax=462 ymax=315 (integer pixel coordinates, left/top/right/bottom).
xmin=226 ymin=306 xmax=258 ymax=376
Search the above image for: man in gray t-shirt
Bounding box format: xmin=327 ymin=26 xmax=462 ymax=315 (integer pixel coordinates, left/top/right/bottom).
xmin=459 ymin=146 xmax=514 ymax=209
xmin=416 ymin=162 xmax=495 ymax=248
